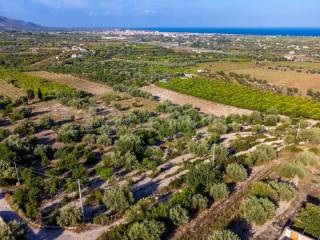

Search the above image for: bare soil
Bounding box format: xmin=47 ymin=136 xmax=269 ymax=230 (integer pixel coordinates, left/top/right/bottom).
xmin=0 ymin=82 xmax=25 ymax=99
xmin=141 ymin=85 xmax=252 ymax=116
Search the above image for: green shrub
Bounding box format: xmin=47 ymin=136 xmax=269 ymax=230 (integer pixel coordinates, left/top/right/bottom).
xmin=226 ymin=163 xmax=247 ymax=182
xmin=191 ymin=194 xmax=208 ymax=210
xmin=241 ymin=196 xmax=276 ymax=225
xmin=128 ymin=219 xmax=165 ymax=240
xmin=56 ymin=205 xmax=82 ymax=227
xmin=169 ymin=204 xmax=189 ymax=226
xmin=245 ymin=144 xmax=276 ymax=166
xmin=293 ymin=203 xmax=320 ymax=238
xmin=103 ymin=183 xmax=134 ymax=214
xmin=0 ymin=220 xmax=26 ymax=240
xmin=296 ymin=151 xmax=318 ymax=166
xmin=210 ymin=183 xmax=229 ymax=201
xmin=279 ymin=162 xmax=307 ymax=179
xmin=207 ymin=230 xmax=240 ymax=240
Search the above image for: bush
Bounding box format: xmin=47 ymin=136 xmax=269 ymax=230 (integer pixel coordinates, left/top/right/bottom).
xmin=103 ymin=183 xmax=134 ymax=214
xmin=210 ymin=183 xmax=229 ymax=201
xmin=0 ymin=220 xmax=26 ymax=240
xmin=245 ymin=144 xmax=276 ymax=166
xmin=296 ymin=151 xmax=317 ymax=166
xmin=56 ymin=205 xmax=82 ymax=227
xmin=128 ymin=219 xmax=165 ymax=240
xmin=264 ymin=115 xmax=279 ymax=126
xmin=169 ymin=204 xmax=189 ymax=226
xmin=268 ymin=180 xmax=296 ymax=201
xmin=14 ymin=120 xmax=37 ymax=136
xmin=299 ymin=128 xmax=320 ymax=143
xmin=226 ymin=163 xmax=247 ymax=182
xmin=126 ymin=199 xmax=152 ymax=222
xmin=293 ymin=203 xmax=320 ymax=238
xmin=278 ymin=162 xmax=306 ymax=179
xmin=39 ymin=116 xmax=54 ymax=129
xmin=250 ymin=181 xmax=279 ymax=203
xmin=207 ymin=230 xmax=240 ymax=240
xmin=97 ymin=224 xmax=129 ymax=240
xmin=191 ymin=194 xmax=208 ymax=210
xmin=241 ymin=196 xmax=276 ymax=225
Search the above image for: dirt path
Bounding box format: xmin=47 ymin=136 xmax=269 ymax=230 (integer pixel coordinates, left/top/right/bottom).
xmin=26 ymin=71 xmax=112 ymax=95
xmin=253 ymin=170 xmax=320 ymax=240
xmin=172 ymin=157 xmax=282 ymax=240
xmin=141 ymin=85 xmax=252 ymax=116
xmin=0 ymin=188 xmax=128 ymax=240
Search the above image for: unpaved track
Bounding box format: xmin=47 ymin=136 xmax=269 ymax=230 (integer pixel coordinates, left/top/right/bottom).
xmin=0 ymin=188 xmax=127 ymax=240
xmin=141 ymin=85 xmax=252 ymax=116
xmin=26 ymin=71 xmax=112 ymax=95
xmin=172 ymin=157 xmax=281 ymax=240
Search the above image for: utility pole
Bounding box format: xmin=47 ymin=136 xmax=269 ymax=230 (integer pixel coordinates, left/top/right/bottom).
xmin=14 ymin=161 xmax=20 ymax=186
xmin=78 ymin=179 xmax=85 ymax=221
xmin=296 ymin=121 xmax=301 ymax=140
xmin=212 ymin=144 xmax=216 ymax=164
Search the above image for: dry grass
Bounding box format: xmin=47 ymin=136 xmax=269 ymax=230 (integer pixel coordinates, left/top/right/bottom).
xmin=206 ymin=61 xmax=320 ymax=95
xmin=26 ymin=71 xmax=112 ymax=95
xmin=233 ymin=67 xmax=320 ymax=94
xmin=0 ymin=82 xmax=25 ymax=99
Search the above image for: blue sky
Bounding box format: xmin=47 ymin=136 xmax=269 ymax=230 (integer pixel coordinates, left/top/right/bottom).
xmin=0 ymin=0 xmax=319 ymax=28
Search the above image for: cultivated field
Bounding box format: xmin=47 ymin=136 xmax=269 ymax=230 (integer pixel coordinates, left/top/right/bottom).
xmin=141 ymin=85 xmax=252 ymax=116
xmin=26 ymin=71 xmax=112 ymax=95
xmin=209 ymin=61 xmax=320 ymax=95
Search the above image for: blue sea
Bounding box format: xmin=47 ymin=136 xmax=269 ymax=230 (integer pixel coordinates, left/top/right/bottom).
xmin=133 ymin=28 xmax=320 ymax=37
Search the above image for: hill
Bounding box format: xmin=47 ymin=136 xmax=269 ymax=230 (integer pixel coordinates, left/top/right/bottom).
xmin=0 ymin=16 xmax=47 ymax=30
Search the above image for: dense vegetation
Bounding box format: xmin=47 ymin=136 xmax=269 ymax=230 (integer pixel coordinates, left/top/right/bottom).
xmin=158 ymin=77 xmax=320 ymax=119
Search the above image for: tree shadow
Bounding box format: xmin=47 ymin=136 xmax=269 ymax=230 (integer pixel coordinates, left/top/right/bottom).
xmin=228 ymin=218 xmax=252 ymax=240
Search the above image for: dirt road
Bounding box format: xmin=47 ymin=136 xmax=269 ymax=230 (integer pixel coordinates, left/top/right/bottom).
xmin=141 ymin=85 xmax=252 ymax=116
xmin=0 ymin=189 xmax=126 ymax=240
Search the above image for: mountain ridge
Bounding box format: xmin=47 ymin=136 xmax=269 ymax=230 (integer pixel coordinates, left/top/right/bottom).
xmin=0 ymin=16 xmax=48 ymax=30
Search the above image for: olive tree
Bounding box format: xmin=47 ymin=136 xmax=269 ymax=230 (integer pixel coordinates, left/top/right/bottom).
xmin=226 ymin=163 xmax=247 ymax=182
xmin=210 ymin=183 xmax=229 ymax=201
xmin=207 ymin=230 xmax=240 ymax=240
xmin=0 ymin=220 xmax=26 ymax=240
xmin=169 ymin=204 xmax=189 ymax=226
xmin=56 ymin=205 xmax=82 ymax=227
xmin=128 ymin=219 xmax=165 ymax=240
xmin=103 ymin=183 xmax=134 ymax=214
xmin=241 ymin=196 xmax=276 ymax=225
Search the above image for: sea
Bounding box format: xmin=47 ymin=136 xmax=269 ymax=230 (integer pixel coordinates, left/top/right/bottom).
xmin=133 ymin=28 xmax=320 ymax=37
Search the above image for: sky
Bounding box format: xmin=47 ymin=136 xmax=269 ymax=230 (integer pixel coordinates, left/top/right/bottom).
xmin=0 ymin=0 xmax=319 ymax=28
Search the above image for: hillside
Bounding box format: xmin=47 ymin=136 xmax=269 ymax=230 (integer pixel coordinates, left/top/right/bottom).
xmin=0 ymin=16 xmax=46 ymax=30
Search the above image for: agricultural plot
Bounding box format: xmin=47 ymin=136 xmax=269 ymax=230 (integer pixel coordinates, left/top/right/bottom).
xmin=141 ymin=85 xmax=251 ymax=116
xmin=207 ymin=61 xmax=320 ymax=95
xmin=0 ymin=69 xmax=76 ymax=96
xmin=157 ymin=77 xmax=320 ymax=120
xmin=26 ymin=71 xmax=112 ymax=95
